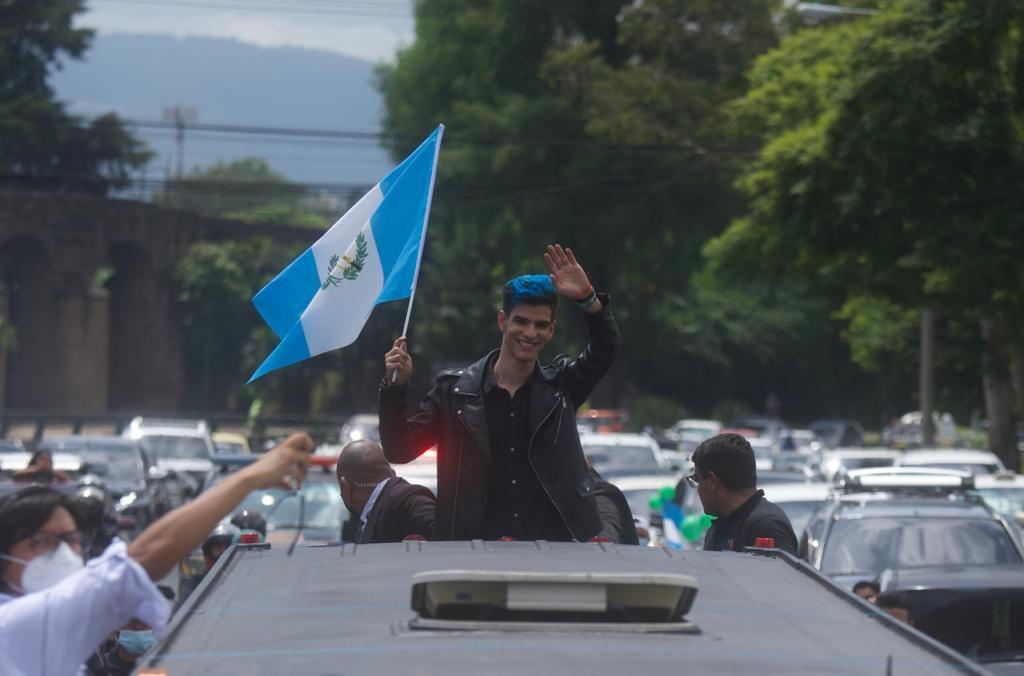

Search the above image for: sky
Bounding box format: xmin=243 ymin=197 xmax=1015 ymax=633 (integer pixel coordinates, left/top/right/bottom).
xmin=79 ymin=0 xmax=416 ymax=64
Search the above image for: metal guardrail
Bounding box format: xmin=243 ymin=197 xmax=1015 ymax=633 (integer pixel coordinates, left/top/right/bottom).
xmin=0 ymin=409 xmax=350 ymax=448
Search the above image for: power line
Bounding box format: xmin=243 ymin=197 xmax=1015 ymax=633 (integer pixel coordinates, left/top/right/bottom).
xmin=125 ymin=118 xmax=751 ymax=156
xmin=91 ymin=0 xmax=414 ymax=19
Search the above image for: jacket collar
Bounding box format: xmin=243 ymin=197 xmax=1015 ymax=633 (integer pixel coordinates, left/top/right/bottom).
xmin=453 ymin=349 xmax=560 ymax=397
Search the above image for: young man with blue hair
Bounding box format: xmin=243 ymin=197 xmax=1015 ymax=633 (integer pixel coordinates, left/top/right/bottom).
xmin=379 ymin=244 xmax=620 ymax=541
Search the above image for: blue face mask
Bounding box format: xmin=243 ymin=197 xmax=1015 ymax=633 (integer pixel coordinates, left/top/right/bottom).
xmin=116 ymin=629 xmax=155 ymax=656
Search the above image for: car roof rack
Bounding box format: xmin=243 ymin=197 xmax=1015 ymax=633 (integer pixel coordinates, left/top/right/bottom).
xmin=409 ymin=570 xmax=699 ymax=634
xmin=838 ymin=467 xmax=974 ymax=493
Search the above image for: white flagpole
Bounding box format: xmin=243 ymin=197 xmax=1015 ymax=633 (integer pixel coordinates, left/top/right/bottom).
xmin=393 ymin=124 xmax=445 ymax=382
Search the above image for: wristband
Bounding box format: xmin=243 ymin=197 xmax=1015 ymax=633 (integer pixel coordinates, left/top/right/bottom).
xmin=576 ymin=291 xmax=598 ymax=309
xmin=574 ymin=283 xmax=594 ymax=303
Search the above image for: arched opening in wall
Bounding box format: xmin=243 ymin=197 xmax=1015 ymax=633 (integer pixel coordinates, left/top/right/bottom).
xmin=106 ymin=242 xmax=184 ymax=411
xmin=0 ymin=238 xmax=60 ymax=409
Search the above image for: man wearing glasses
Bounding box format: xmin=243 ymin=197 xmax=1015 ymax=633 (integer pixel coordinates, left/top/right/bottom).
xmin=687 ymin=433 xmax=797 ymax=555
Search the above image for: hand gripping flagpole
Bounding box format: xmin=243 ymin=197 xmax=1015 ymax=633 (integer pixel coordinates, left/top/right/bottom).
xmin=393 ymin=123 xmax=445 ymax=383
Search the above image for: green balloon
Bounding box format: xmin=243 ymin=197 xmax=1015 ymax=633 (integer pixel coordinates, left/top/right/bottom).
xmin=681 ymin=513 xmax=703 ymax=542
xmin=648 ymin=494 xmax=662 ymax=510
xmin=659 ymin=486 xmax=675 ymax=503
xmin=700 ymin=512 xmax=714 ymax=527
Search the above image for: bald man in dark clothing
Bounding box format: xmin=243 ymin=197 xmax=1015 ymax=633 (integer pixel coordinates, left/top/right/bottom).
xmin=336 ymin=440 xmax=435 ymax=544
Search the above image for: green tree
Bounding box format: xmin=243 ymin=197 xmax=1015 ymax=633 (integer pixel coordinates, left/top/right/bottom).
xmin=159 ymin=158 xmax=325 ymax=227
xmin=377 ymin=1 xmax=859 ymax=420
xmin=0 ymin=0 xmax=150 ymax=192
xmin=712 ymin=0 xmax=1024 ymax=466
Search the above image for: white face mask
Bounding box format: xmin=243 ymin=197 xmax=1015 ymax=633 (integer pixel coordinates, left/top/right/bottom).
xmin=1 ymin=542 xmax=84 ymax=594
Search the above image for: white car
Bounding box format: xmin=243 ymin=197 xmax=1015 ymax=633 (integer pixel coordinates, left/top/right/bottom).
xmin=815 ymin=448 xmax=902 ymax=482
xmin=973 ymin=471 xmax=1024 ymax=526
xmin=748 ymin=437 xmax=776 ymax=471
xmin=896 ymin=449 xmax=1005 ymax=476
xmin=339 ymin=414 xmax=380 ymax=445
xmin=123 ymin=417 xmax=215 ymax=494
xmin=669 ymin=419 xmax=722 ymax=454
xmin=580 ymin=433 xmax=676 ymax=478
xmin=762 ymin=482 xmax=832 ymax=538
xmin=779 ymin=429 xmax=821 ymax=455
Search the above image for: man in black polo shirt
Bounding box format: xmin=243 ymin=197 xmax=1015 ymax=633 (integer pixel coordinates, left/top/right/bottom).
xmin=689 ymin=433 xmax=797 ymax=555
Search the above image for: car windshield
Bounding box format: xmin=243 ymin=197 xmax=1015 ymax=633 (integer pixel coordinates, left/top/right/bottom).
xmin=775 ymin=500 xmax=825 ymax=537
xmin=140 ymin=435 xmax=209 ymax=460
xmin=584 ymin=444 xmax=661 ymax=475
xmin=821 ymin=517 xmax=1022 ymax=576
xmin=343 ymin=422 xmax=379 ymax=443
xmin=972 ymin=488 xmax=1024 ymax=521
xmin=234 ymin=480 xmax=349 ymax=535
xmin=45 ymin=445 xmax=144 ymax=482
xmin=840 ymin=457 xmax=896 ymax=471
xmin=906 ymin=462 xmax=1000 ymax=475
xmin=215 ymin=442 xmax=246 ymax=455
xmin=621 ymin=488 xmax=667 ymax=520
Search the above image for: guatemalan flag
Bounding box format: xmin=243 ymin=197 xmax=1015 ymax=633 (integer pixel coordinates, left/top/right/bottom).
xmin=247 ymin=125 xmax=444 ymax=382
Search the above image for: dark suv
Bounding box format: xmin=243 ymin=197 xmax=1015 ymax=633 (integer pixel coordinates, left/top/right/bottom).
xmin=801 ymin=492 xmax=1024 ymax=592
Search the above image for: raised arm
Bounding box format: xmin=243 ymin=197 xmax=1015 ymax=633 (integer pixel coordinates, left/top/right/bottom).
xmin=378 ymin=336 xmax=442 ymax=463
xmin=127 ymin=432 xmax=314 ymax=580
xmin=543 ymin=244 xmax=621 ymax=407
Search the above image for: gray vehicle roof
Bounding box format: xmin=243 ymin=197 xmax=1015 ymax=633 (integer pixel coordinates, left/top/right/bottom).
xmin=143 ymin=542 xmax=985 ymax=675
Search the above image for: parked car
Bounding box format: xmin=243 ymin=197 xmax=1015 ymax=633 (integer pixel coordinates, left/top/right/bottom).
xmin=580 ymin=433 xmax=675 ymax=477
xmin=896 ymin=449 xmax=1005 ymax=476
xmin=727 ymin=416 xmax=787 ymax=441
xmin=339 ymin=413 xmax=380 ymax=445
xmin=576 ymin=409 xmax=630 ymax=434
xmin=880 ymin=564 xmax=1024 ymax=668
xmin=212 ymin=431 xmax=252 ymax=455
xmin=778 ymin=429 xmax=821 ymax=454
xmin=140 ymin=541 xmax=985 ymax=674
xmin=972 ymin=470 xmax=1024 ymax=518
xmin=123 ymin=417 xmax=216 ymax=501
xmin=813 ymin=448 xmax=903 ymax=482
xmin=761 ymin=482 xmax=832 ymax=539
xmin=668 ymin=419 xmax=722 ymax=454
xmin=884 ymin=411 xmax=959 ymax=448
xmin=808 ymin=419 xmax=864 ymax=449
xmin=800 ymin=470 xmax=1024 ymax=591
xmin=748 ymin=437 xmax=776 ymax=471
xmin=38 ymin=436 xmax=173 ymax=527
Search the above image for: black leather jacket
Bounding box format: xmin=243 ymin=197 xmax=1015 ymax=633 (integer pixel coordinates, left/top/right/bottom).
xmin=379 ymin=295 xmax=620 ymax=541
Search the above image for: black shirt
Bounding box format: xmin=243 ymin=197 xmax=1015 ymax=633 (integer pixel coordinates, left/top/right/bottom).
xmin=702 ymin=489 xmax=798 ymax=556
xmin=481 ymin=359 xmax=571 ymax=541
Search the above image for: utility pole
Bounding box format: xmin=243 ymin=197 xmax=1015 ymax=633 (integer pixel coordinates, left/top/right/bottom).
xmin=919 ymin=309 xmax=936 ymax=446
xmin=162 ymin=105 xmax=198 ymax=179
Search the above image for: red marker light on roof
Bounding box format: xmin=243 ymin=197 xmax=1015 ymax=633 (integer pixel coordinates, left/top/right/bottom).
xmin=754 ymin=537 xmax=775 ymax=548
xmin=239 ymin=532 xmax=262 ymax=545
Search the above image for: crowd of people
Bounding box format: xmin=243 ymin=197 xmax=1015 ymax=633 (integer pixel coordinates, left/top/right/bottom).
xmin=0 ymin=245 xmax=803 ymax=674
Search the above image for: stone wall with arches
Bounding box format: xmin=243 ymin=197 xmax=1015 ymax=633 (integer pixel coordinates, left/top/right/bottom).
xmin=0 ymin=190 xmax=315 ymax=412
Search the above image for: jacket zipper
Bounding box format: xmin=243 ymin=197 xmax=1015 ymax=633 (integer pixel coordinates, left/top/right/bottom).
xmin=451 ymin=422 xmax=465 ymax=539
xmin=527 ymin=393 xmax=577 ymax=540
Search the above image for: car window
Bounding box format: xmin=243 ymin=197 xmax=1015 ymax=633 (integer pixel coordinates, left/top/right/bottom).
xmin=907 ymin=462 xmax=1000 ymax=475
xmin=775 ymin=500 xmax=826 ymax=538
xmin=972 ymin=488 xmax=1024 ymax=521
xmin=235 ymin=480 xmax=349 ymax=533
xmin=584 ymin=444 xmax=661 ymax=475
xmin=140 ymin=435 xmax=210 ymax=460
xmin=215 ymin=442 xmax=246 ymax=455
xmin=821 ymin=517 xmax=1022 ymax=575
xmin=70 ymin=447 xmax=145 ymax=482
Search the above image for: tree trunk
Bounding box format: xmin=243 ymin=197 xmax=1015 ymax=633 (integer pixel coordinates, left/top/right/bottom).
xmin=1012 ymin=347 xmax=1024 ymax=420
xmin=919 ymin=308 xmax=936 ymax=446
xmin=981 ymin=317 xmax=1018 ymax=471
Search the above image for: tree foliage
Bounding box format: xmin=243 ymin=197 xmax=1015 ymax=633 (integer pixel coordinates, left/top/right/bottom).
xmin=0 ymin=0 xmax=150 ymax=192
xmin=159 ymin=157 xmax=325 ymax=227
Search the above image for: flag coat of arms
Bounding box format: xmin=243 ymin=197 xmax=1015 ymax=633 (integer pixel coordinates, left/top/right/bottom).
xmin=248 ymin=125 xmax=444 ymax=382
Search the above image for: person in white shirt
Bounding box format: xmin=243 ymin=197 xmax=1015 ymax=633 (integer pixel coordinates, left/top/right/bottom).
xmin=0 ymin=432 xmax=314 ymax=676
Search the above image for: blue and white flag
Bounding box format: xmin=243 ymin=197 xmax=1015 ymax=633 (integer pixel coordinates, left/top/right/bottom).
xmin=248 ymin=125 xmax=444 ymax=382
